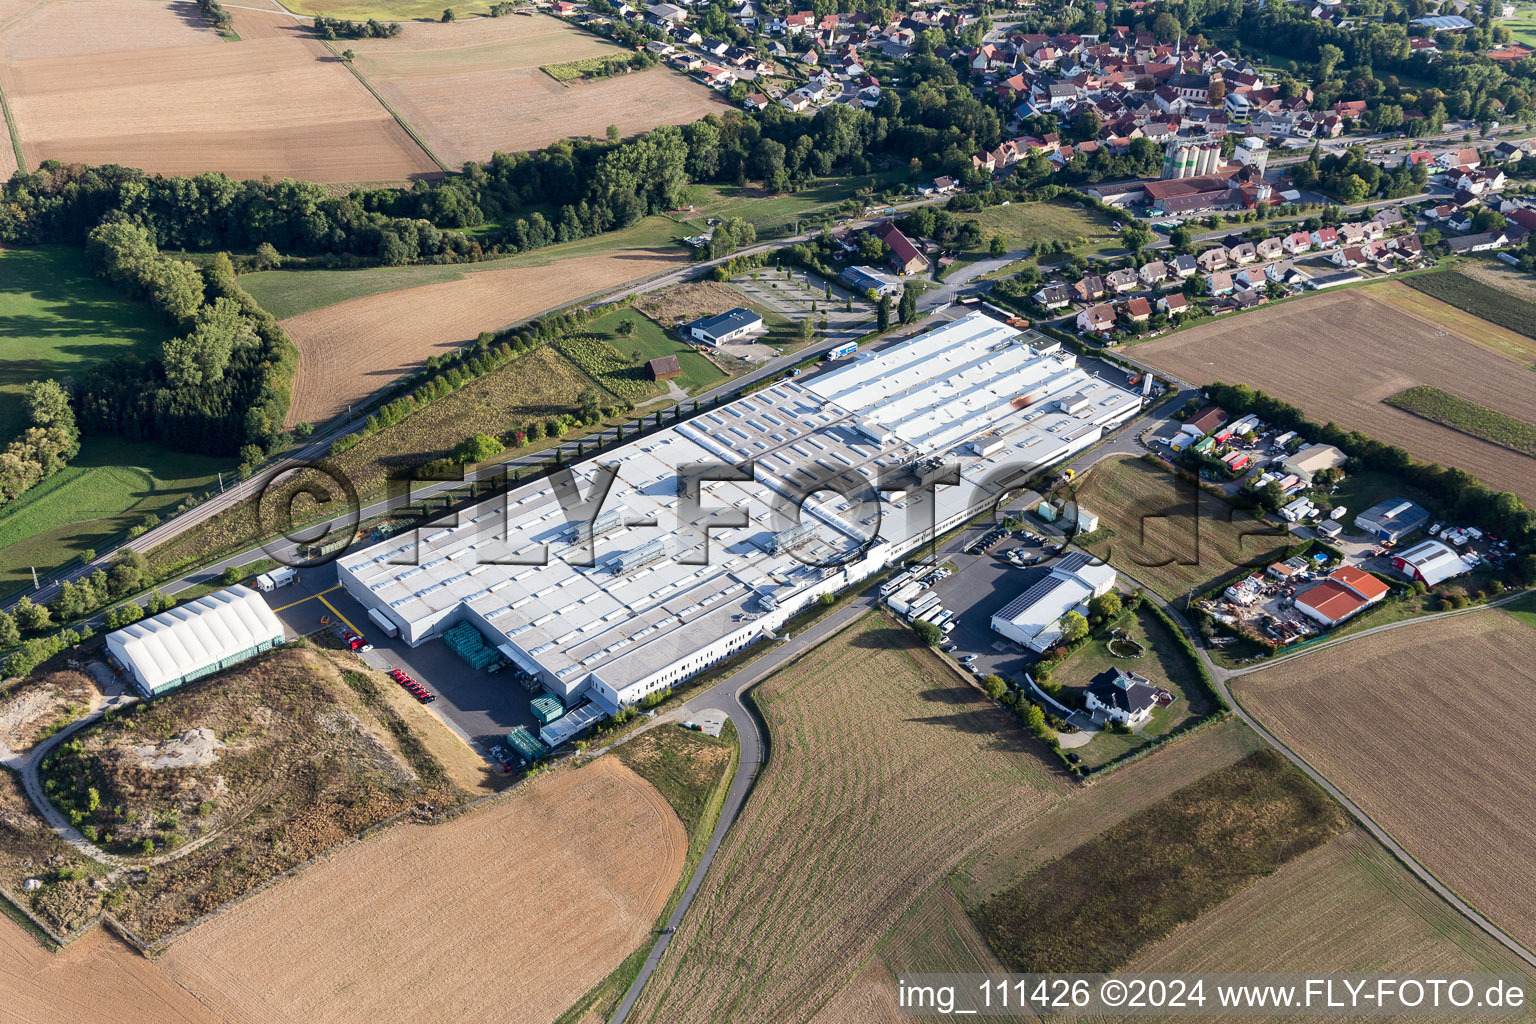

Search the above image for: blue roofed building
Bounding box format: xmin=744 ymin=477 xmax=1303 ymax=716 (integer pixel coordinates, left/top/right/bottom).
xmin=683 ymin=307 xmax=765 ymax=346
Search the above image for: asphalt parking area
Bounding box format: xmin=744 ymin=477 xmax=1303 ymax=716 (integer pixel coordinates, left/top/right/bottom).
xmin=262 ymin=572 xmax=541 ymax=757
xmin=913 ymin=524 xmax=1071 ymax=686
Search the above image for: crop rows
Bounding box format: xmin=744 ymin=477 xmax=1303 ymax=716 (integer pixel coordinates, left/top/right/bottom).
xmin=557 ymin=334 xmax=660 ymax=402
xmin=630 ymin=615 xmax=1063 ymax=1024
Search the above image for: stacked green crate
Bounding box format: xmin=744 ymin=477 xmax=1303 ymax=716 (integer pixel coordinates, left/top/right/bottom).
xmin=530 ymin=695 xmax=565 ymax=725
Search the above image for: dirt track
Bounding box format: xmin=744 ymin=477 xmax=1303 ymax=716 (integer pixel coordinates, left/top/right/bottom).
xmin=282 ymin=249 xmax=685 ymax=425
xmin=157 ymin=755 xmax=684 ymax=1024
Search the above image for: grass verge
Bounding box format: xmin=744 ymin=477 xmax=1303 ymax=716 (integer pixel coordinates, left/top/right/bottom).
xmin=1385 ymin=384 xmax=1536 ymax=457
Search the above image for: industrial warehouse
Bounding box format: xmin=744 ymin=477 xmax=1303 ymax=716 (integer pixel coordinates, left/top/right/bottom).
xmin=336 ymin=312 xmax=1141 ymax=741
xmin=105 ymin=586 xmax=287 ymax=698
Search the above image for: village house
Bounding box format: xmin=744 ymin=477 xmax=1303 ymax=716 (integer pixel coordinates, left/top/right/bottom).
xmin=1076 ymin=303 xmax=1116 ymax=333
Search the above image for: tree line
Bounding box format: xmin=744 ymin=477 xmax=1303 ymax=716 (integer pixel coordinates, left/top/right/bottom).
xmin=312 ymin=14 xmax=402 ymax=39
xmin=0 ymin=382 xmax=80 ymax=508
xmin=77 ymin=222 xmax=296 ymax=458
xmin=194 ymin=0 xmax=233 ymax=34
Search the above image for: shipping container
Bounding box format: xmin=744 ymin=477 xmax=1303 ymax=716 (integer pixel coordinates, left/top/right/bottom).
xmin=367 ymin=607 xmax=400 ymax=638
xmin=255 ymin=566 xmax=297 ymax=592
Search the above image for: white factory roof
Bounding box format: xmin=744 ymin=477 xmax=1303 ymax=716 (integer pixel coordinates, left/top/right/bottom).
xmin=992 ymin=552 xmax=1117 ymax=649
xmin=106 ymin=586 xmax=285 ymax=693
xmin=1396 ymin=539 xmax=1469 ymax=586
xmin=339 ymin=313 xmax=1140 ymax=698
xmin=804 ymin=315 xmax=1139 ymax=453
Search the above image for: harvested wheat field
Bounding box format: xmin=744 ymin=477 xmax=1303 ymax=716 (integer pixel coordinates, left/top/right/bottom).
xmin=282 ymin=249 xmax=685 ymax=425
xmin=629 ymin=613 xmax=1065 ymax=1024
xmin=1113 ymin=830 xmax=1530 ymax=1023
xmin=1 ymin=35 xmax=436 ymax=183
xmin=0 ymin=0 xmax=218 ymax=60
xmin=350 ymin=14 xmax=726 ymax=165
xmin=1235 ymin=608 xmax=1536 ymax=949
xmin=158 ymin=755 xmax=683 ymax=1024
xmin=0 ymin=917 xmax=219 ymax=1024
xmin=1135 ymin=285 xmax=1536 ymax=501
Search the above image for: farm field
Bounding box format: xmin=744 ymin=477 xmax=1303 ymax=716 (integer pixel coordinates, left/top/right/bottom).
xmin=0 ymin=246 xmax=171 ymax=441
xmin=1235 ymin=607 xmax=1536 ymax=949
xmin=158 ymin=754 xmax=685 ymax=1024
xmin=349 ymin=14 xmax=726 ymax=166
xmin=0 ymin=437 xmax=225 ymax=597
xmin=1068 ymin=455 xmax=1290 ymax=600
xmin=580 ymin=307 xmax=726 ymax=394
xmin=1401 ymin=261 xmax=1536 ymax=352
xmin=0 ymin=916 xmax=220 ymax=1024
xmin=629 ymin=613 xmax=1066 ymax=1024
xmin=1112 ymin=830 xmax=1532 ymax=1023
xmin=278 ymin=248 xmax=686 ymax=426
xmin=242 ymin=213 xmax=686 ymax=319
xmin=957 ymin=717 xmax=1266 ymax=903
xmin=1049 ymin=604 xmax=1215 ymax=767
xmin=973 ymin=748 xmax=1346 ymax=973
xmin=559 ymin=722 xmax=739 ymax=1024
xmin=1134 ymin=284 xmax=1536 ymax=503
xmin=1386 ymin=384 xmax=1536 ymax=457
xmin=0 ymin=0 xmax=219 ymax=61
xmin=0 ymin=28 xmax=437 ymax=184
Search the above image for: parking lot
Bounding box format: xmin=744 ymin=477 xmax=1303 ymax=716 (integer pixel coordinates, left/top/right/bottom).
xmin=900 ymin=521 xmax=1072 ymax=685
xmin=261 ymin=572 xmax=540 ymax=760
xmin=731 ymin=267 xmax=876 ymax=343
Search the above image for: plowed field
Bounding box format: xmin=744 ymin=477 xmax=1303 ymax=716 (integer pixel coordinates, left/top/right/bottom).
xmin=159 ymin=756 xmax=684 ymax=1024
xmin=1235 ymin=607 xmax=1536 ymax=949
xmin=349 ymin=14 xmax=726 ymax=165
xmin=281 ymin=249 xmax=685 ymax=425
xmin=629 ymin=614 xmax=1065 ymax=1024
xmin=1 ymin=35 xmax=436 ymax=183
xmin=0 ymin=0 xmax=218 ymax=60
xmin=1133 ymin=285 xmax=1536 ymax=502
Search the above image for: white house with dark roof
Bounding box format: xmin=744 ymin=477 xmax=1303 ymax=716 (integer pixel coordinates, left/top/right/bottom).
xmin=1083 ymin=667 xmax=1158 ymax=726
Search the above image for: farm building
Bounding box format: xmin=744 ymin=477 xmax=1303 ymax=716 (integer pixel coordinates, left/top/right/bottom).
xmin=1355 ymin=498 xmax=1430 ymax=542
xmin=1083 ymin=667 xmax=1158 ymax=726
xmin=105 ymin=586 xmax=286 ymax=698
xmin=1293 ymin=566 xmax=1390 ymax=627
xmin=990 ymin=552 xmax=1117 ymax=652
xmin=839 ymin=265 xmax=902 ymax=297
xmin=1180 ymin=405 xmax=1228 ymax=438
xmin=871 ymin=221 xmax=929 ymax=275
xmin=646 ymin=355 xmax=682 ymax=381
xmin=1392 ymin=539 xmax=1470 ymax=586
xmin=1281 ymin=444 xmax=1347 ymax=483
xmin=684 ymin=308 xmax=764 ymax=346
xmin=338 ymin=312 xmax=1141 ymax=736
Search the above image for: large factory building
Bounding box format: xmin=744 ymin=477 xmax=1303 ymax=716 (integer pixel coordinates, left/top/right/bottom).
xmin=336 ymin=313 xmax=1140 ymax=718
